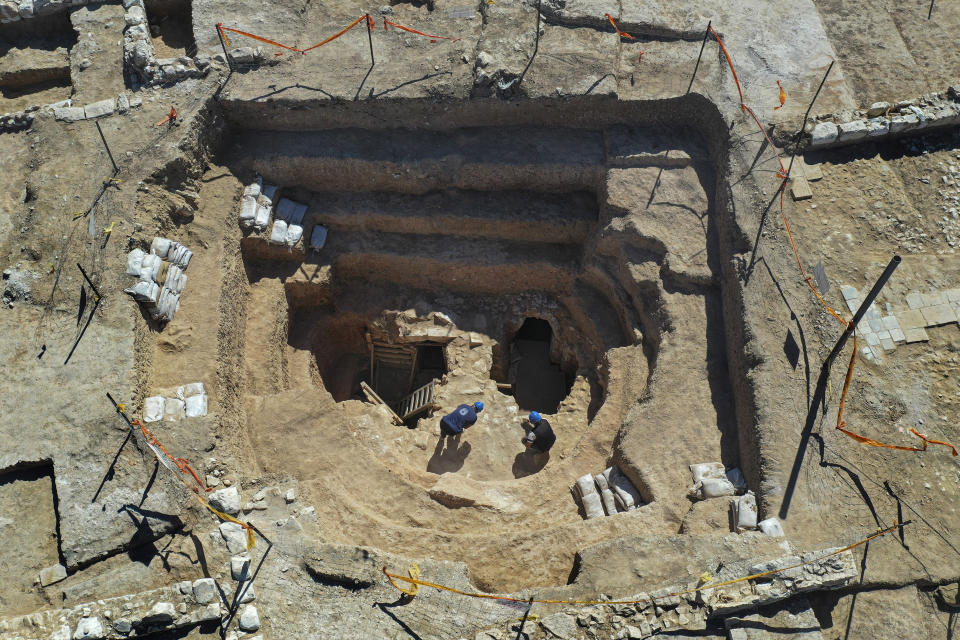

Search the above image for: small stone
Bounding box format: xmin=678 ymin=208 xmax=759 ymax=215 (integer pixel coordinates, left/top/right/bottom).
xmin=116 ymin=93 xmax=129 ymax=113
xmin=238 ymin=583 xmax=255 ymax=603
xmin=209 ymin=486 xmax=241 ymax=514
xmin=231 ymin=555 xmax=251 ymax=581
xmin=79 ymin=58 xmax=91 ymax=70
xmin=73 ymin=617 xmax=104 ymax=639
xmin=113 ymin=620 xmax=131 ymax=634
xmin=39 ymin=563 xmax=67 ymax=586
xmin=284 ymin=488 xmax=295 ymax=503
xmin=205 ymin=474 xmax=221 ymax=488
xmin=866 ymin=101 xmax=891 ymax=117
xmin=220 ymin=522 xmax=249 ymax=554
xmin=238 ymin=605 xmax=260 ymax=632
xmin=193 ymin=577 xmax=218 ymax=604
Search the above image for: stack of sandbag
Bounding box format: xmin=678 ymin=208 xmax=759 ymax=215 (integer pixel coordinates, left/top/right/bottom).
xmin=142 ymin=381 xmax=209 ymax=423
xmin=730 ymin=490 xmax=758 ymax=532
xmin=271 ymin=197 xmax=307 ymax=248
xmin=238 ymin=179 xmax=276 ymax=232
xmin=687 ymin=462 xmax=747 ymax=500
xmin=571 ymin=473 xmax=606 ymax=519
xmin=570 ymin=466 xmax=645 ymax=519
xmin=123 ymin=236 xmax=192 ymax=324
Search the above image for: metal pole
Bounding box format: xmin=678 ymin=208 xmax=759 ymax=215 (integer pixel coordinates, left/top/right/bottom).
xmin=76 ymin=262 xmax=102 ymax=300
xmin=365 ymin=14 xmax=375 ymax=66
xmin=686 ymin=20 xmax=711 ymax=95
xmin=216 ymin=24 xmax=233 ymax=72
xmin=94 ymin=121 xmax=119 ymax=174
xmin=785 ymin=60 xmax=834 ymax=179
xmin=827 ymin=255 xmax=901 ymax=367
xmin=513 ymin=598 xmax=535 ymax=640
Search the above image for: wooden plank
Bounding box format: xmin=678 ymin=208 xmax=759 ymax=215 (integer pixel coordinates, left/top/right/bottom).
xmin=360 ymin=381 xmax=404 ymax=425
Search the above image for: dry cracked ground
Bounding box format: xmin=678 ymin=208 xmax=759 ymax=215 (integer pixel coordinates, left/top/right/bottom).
xmin=0 ymin=0 xmax=959 ymax=639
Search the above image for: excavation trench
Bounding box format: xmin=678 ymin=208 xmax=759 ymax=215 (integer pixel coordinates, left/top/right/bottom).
xmin=222 ymin=98 xmax=750 ymax=590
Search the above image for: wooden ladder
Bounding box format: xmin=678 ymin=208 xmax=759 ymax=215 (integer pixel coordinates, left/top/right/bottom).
xmin=396 ymin=379 xmax=437 ymax=421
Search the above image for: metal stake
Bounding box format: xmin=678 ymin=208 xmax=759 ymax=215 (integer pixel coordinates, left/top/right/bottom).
xmin=686 ymin=20 xmax=711 ymax=95
xmin=94 ymin=120 xmax=118 ymax=174
xmin=785 ymin=60 xmax=834 ymax=180
xmin=366 ymin=14 xmax=375 ymax=66
xmin=216 ymin=24 xmax=233 ymax=72
xmin=827 ymin=255 xmax=901 ymax=368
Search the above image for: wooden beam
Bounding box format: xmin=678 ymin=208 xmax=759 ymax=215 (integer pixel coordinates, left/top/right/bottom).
xmin=360 ymin=381 xmax=404 ymax=425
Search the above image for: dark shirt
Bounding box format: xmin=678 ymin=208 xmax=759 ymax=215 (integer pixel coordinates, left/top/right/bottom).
xmin=526 ymin=418 xmax=556 ymax=453
xmin=441 ymin=404 xmax=478 ymax=435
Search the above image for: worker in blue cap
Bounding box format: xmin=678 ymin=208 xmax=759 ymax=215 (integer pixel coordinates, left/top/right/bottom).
xmin=521 ymin=411 xmax=556 ymax=454
xmin=440 ymin=401 xmax=484 ymax=437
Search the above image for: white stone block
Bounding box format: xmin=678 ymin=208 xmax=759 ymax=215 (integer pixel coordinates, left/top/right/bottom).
xmin=809 ymin=121 xmax=838 ymax=147
xmin=837 ymin=120 xmax=869 ymax=142
xmin=238 ymin=605 xmax=260 ymax=632
xmin=193 ymin=577 xmax=218 ymax=604
xmin=210 ymin=486 xmax=241 ymax=515
xmin=55 ymin=106 xmax=85 ymax=122
xmin=83 ymin=99 xmax=115 ymax=119
xmin=73 ymin=617 xmax=104 ymax=639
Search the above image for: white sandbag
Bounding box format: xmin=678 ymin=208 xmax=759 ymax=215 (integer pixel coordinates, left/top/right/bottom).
xmin=143 ymin=396 xmax=165 ymax=423
xmin=758 ymin=517 xmax=784 ymax=537
xmin=613 ymin=493 xmax=637 ymax=512
xmin=151 ymin=237 xmax=172 ymax=258
xmin=581 ymin=491 xmax=605 ymax=519
xmin=169 ymin=243 xmax=193 ymax=270
xmin=701 ymin=477 xmax=736 ymax=499
xmin=126 ymin=249 xmax=146 ymax=276
xmin=243 ymin=182 xmax=261 ymax=198
xmin=690 ymin=462 xmax=726 ymax=485
xmin=593 ymin=472 xmax=609 ymax=492
xmin=275 ymin=198 xmax=297 ymax=222
xmin=733 ymin=491 xmax=758 ymax=531
xmin=310 ymin=224 xmax=328 ymax=250
xmin=599 ymin=487 xmax=617 ymax=516
xmin=238 ymin=195 xmax=257 ymax=227
xmin=139 ymin=253 xmax=161 ymax=282
xmin=261 ymin=184 xmax=277 ymax=204
xmin=163 ymin=397 xmax=185 ymax=422
xmin=270 ymin=219 xmax=288 ymax=244
xmin=163 ymin=265 xmax=186 ymax=295
xmin=609 ymin=467 xmax=643 ymax=509
xmin=125 ymin=280 xmax=160 ymax=303
xmin=177 ymin=382 xmax=206 ymax=399
xmin=726 ymin=467 xmax=747 ymax=493
xmin=153 ymin=289 xmax=180 ymax=322
xmin=574 ymin=473 xmax=597 ymax=498
xmin=285 ymin=223 xmax=303 ymax=247
xmin=185 ymin=393 xmax=208 ymax=417
xmin=254 ymin=203 xmax=271 ymax=231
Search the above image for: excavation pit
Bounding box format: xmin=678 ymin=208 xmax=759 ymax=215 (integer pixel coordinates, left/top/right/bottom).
xmin=220 ymin=108 xmax=742 ymax=591
xmin=0 ymin=14 xmax=74 ymax=111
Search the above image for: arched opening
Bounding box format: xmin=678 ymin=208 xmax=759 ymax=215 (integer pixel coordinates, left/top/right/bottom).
xmin=509 ymin=317 xmax=572 ymax=413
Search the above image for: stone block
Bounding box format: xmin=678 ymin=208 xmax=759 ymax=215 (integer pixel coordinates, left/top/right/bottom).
xmin=18 ymin=1 xmax=33 ymax=18
xmin=840 ymin=285 xmax=858 ymax=301
xmin=231 ymin=555 xmax=251 ymax=581
xmin=838 ymin=120 xmax=869 ymax=142
xmin=55 ymin=106 xmax=86 ymax=122
xmin=143 ymin=602 xmax=175 ymax=624
xmin=921 ymin=304 xmax=957 ymax=326
xmin=881 ymin=315 xmax=900 ymax=331
xmin=945 ymin=289 xmax=960 ymax=303
xmin=889 ymin=114 xmax=920 ymax=134
xmin=799 ymin=157 xmax=822 ymax=181
xmin=906 ymin=291 xmax=925 ymax=309
xmin=809 ymin=121 xmax=837 ymax=147
xmin=867 ymin=101 xmax=891 ymax=117
xmin=238 ymin=605 xmax=260 ymax=632
xmin=880 ymin=336 xmax=896 ymax=351
xmin=39 ymin=563 xmax=67 ymax=586
xmin=83 ymin=99 xmax=115 ymax=119
xmin=789 ymin=175 xmax=812 ymax=201
xmin=0 ymin=2 xmax=18 ymax=20
xmin=219 ymin=522 xmax=249 ymax=554
xmin=209 ymin=486 xmax=241 ymax=514
xmin=193 ymin=577 xmax=217 ymax=604
xmin=865 ymin=117 xmax=889 ymax=137
xmin=904 ymin=327 xmax=929 ymax=343
xmin=890 ymin=327 xmax=905 ymax=343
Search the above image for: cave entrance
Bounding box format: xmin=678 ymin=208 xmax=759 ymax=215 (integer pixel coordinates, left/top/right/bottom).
xmin=368 ymin=337 xmax=447 ymax=416
xmin=510 ymin=318 xmax=570 ymax=414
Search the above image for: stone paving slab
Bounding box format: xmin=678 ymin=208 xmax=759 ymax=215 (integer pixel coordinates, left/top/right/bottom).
xmin=904 ymin=327 xmax=930 ymax=343
xmin=921 ymin=304 xmax=957 ymax=327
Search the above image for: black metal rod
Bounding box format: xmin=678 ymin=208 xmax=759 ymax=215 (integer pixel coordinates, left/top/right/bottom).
xmin=94 ymin=120 xmax=119 ymax=174
xmin=365 ymin=14 xmax=375 ymax=66
xmin=828 ymin=255 xmax=901 ymax=366
xmin=76 ymin=262 xmax=102 ymax=299
xmin=686 ymin=20 xmax=711 ymax=95
xmin=785 ymin=60 xmax=834 ymax=180
xmin=928 ymin=0 xmax=935 ymax=19
xmin=216 ymin=24 xmax=233 ymax=72
xmin=513 ymin=597 xmax=535 ymax=640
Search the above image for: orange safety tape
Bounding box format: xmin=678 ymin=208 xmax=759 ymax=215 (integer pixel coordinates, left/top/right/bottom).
xmin=604 ymin=13 xmax=635 ymax=40
xmin=132 ymin=420 xmax=209 ymax=493
xmin=383 ymin=18 xmax=461 ymax=42
xmin=217 ymin=22 xmax=230 ymax=47
xmin=301 ymin=15 xmax=367 ymax=52
xmin=708 ymin=25 xmax=742 ymax=106
xmin=775 ymin=80 xmax=786 ymax=110
xmin=384 ymin=522 xmax=902 ymax=605
xmin=218 ymin=23 xmax=303 ymax=53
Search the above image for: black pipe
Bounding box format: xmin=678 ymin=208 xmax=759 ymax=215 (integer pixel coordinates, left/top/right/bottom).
xmin=827 ymin=255 xmax=901 ymax=367
xmin=686 ymin=20 xmax=711 ymax=95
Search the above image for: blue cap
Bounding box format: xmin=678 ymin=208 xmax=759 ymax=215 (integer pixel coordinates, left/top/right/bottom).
xmin=474 ymin=401 xmax=484 ymax=412
xmin=528 ymin=411 xmax=541 ymax=423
